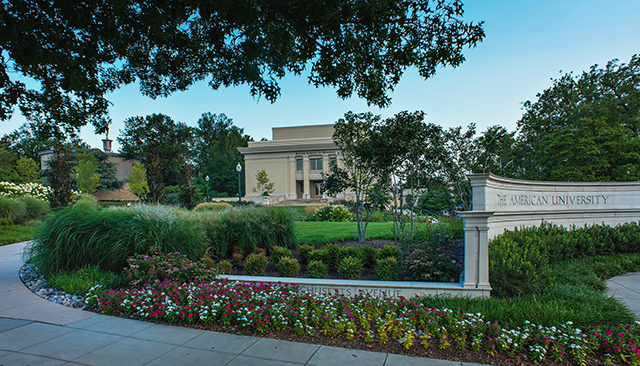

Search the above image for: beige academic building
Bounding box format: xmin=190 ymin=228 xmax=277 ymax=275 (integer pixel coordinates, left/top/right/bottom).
xmin=239 ymin=124 xmax=344 ymax=201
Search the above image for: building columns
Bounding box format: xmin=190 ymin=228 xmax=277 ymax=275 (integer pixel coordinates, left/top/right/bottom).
xmin=302 ymin=155 xmax=310 ymax=199
xmin=288 ymin=156 xmax=297 ymax=199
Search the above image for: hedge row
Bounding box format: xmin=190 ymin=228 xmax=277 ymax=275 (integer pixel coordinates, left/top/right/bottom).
xmin=489 ymin=221 xmax=640 ymax=297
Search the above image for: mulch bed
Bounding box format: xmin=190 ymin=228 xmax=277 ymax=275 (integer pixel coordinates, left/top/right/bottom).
xmin=230 ymin=238 xmax=464 ymax=281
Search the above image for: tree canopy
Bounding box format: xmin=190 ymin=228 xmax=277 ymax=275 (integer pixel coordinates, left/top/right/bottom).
xmin=1 ymin=0 xmax=484 ymax=135
xmin=514 ymin=54 xmax=640 ymax=182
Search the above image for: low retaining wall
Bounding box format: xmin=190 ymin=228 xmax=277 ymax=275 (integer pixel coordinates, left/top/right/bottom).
xmin=459 ymin=174 xmax=640 ymax=295
xmin=219 ymin=275 xmax=491 ymax=299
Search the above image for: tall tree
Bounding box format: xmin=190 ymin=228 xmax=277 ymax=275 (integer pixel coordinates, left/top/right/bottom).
xmin=45 ymin=143 xmax=74 ymax=209
xmin=75 ymin=152 xmax=100 ymax=194
xmin=195 ymin=113 xmax=251 ymax=196
xmin=514 ymin=55 xmax=640 ymax=182
xmin=118 ymin=114 xmax=191 ymax=203
xmin=1 ymin=0 xmax=484 ymax=134
xmin=324 ymin=111 xmax=383 ymax=243
xmin=127 ymin=163 xmax=148 ymax=201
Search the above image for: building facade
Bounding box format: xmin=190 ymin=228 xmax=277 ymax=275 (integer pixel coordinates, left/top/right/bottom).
xmin=239 ymin=124 xmax=343 ymax=200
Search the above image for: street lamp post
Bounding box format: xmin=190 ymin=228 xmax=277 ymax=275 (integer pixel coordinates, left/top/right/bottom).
xmin=205 ymin=175 xmax=210 ymax=202
xmin=236 ymin=163 xmax=242 ymax=203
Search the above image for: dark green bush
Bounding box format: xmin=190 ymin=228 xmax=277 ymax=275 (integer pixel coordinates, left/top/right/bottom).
xmin=308 ymin=260 xmax=328 ymax=279
xmin=324 ymin=243 xmax=340 ymax=268
xmin=298 ymin=244 xmax=314 ymax=265
xmin=124 ymin=249 xmax=217 ymax=287
xmin=245 ymin=252 xmax=268 ymax=276
xmin=26 ymin=205 xmax=207 ymax=275
xmin=271 ymin=245 xmax=292 ymax=265
xmin=401 ymin=242 xmax=462 ymax=283
xmin=217 ymin=260 xmax=232 ymax=274
xmin=378 ymin=245 xmax=401 ymax=261
xmin=338 ymin=256 xmax=363 ymax=280
xmin=72 ymin=194 xmax=99 ymax=211
xmin=375 ymin=256 xmax=399 ymax=281
xmin=412 ymin=221 xmax=463 ymax=247
xmin=489 ymin=222 xmax=640 ymax=297
xmin=338 ymin=246 xmax=361 ymax=263
xmin=0 ymin=196 xmax=26 ymax=222
xmin=0 ymin=218 xmax=12 ymax=226
xmin=308 ymin=248 xmax=330 ymax=264
xmin=275 ymin=256 xmax=300 ymax=277
xmin=360 ymin=245 xmax=378 ymax=268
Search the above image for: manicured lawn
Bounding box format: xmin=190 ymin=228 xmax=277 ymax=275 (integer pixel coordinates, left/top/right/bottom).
xmin=0 ymin=225 xmax=37 ymax=246
xmin=295 ymin=221 xmax=394 ymax=245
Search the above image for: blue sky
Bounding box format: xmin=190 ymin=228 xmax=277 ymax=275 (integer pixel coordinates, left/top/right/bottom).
xmin=2 ymin=0 xmax=639 ymax=151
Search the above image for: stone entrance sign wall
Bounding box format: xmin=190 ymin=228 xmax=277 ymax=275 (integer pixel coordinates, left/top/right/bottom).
xmin=459 ymin=173 xmax=640 ymax=295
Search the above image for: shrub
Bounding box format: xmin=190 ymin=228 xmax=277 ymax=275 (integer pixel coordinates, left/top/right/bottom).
xmin=375 ymin=256 xmax=399 ymax=281
xmin=338 ymin=256 xmax=363 ymax=280
xmin=488 ymin=222 xmax=640 ymax=297
xmin=17 ymin=196 xmax=51 ymax=220
xmin=298 ymin=244 xmax=314 ymax=265
xmin=401 ymin=242 xmax=462 ymax=283
xmin=275 ymin=256 xmax=300 ymax=277
xmin=26 ymin=205 xmax=207 ymax=275
xmin=0 ymin=196 xmax=26 ymax=221
xmin=217 ymin=260 xmax=233 ymax=274
xmin=378 ymin=245 xmax=401 ymax=261
xmin=338 ymin=246 xmax=361 ymax=263
xmin=0 ymin=218 xmax=12 ymax=226
xmin=245 ymin=252 xmax=268 ymax=276
xmin=231 ymin=253 xmax=244 ymax=266
xmin=72 ymin=193 xmax=99 ymax=211
xmin=412 ymin=221 xmax=463 ymax=247
xmin=271 ymin=245 xmax=292 ymax=264
xmin=124 ymin=249 xmax=217 ymax=287
xmin=194 ymin=202 xmax=232 ymax=212
xmin=324 ymin=243 xmax=340 ymax=267
xmin=308 ymin=248 xmax=330 ymax=264
xmin=360 ymin=245 xmax=378 ymax=268
xmin=369 ymin=210 xmax=392 ymax=223
xmin=313 ymin=205 xmax=352 ymax=222
xmin=308 ymin=260 xmax=328 ymax=279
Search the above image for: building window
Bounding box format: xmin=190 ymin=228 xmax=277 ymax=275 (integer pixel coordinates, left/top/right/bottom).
xmin=297 ymin=159 xmax=303 ymax=171
xmin=310 ymin=158 xmax=322 ymax=171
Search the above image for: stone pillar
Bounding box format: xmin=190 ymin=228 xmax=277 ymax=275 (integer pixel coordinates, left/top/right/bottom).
xmin=459 ymin=211 xmax=493 ymax=294
xmin=288 ymin=156 xmax=297 ymax=199
xmin=302 ymin=155 xmax=310 ymax=199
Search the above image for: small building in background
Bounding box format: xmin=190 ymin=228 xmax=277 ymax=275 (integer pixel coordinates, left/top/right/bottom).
xmin=239 ymin=124 xmax=345 ymax=203
xmin=39 ymin=137 xmax=141 ymax=205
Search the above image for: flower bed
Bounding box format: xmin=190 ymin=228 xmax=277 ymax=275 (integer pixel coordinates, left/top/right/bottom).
xmin=86 ymin=279 xmax=640 ymax=365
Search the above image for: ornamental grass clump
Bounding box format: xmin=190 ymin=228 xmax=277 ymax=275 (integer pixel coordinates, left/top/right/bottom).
xmin=275 ymin=256 xmax=300 ymax=277
xmin=0 ymin=196 xmax=27 ymax=221
xmin=338 ymin=256 xmax=363 ymax=279
xmin=26 ymin=205 xmax=207 ymax=275
xmin=307 ymin=260 xmax=328 ymax=279
xmin=245 ymin=252 xmax=268 ymax=276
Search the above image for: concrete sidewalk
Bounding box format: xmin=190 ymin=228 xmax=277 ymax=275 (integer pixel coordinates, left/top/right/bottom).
xmin=0 ymin=242 xmax=482 ymax=366
xmin=607 ymin=272 xmax=640 ymax=318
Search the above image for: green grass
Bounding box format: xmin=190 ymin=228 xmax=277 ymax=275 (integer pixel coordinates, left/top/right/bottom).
xmin=0 ymin=225 xmax=37 ymax=246
xmin=418 ymin=253 xmax=640 ymax=329
xmin=295 ymin=221 xmax=394 ymax=245
xmin=47 ymin=265 xmax=127 ymax=295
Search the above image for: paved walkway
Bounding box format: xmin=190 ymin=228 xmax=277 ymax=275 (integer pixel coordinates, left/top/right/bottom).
xmin=1 ymin=241 xmax=638 ymax=366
